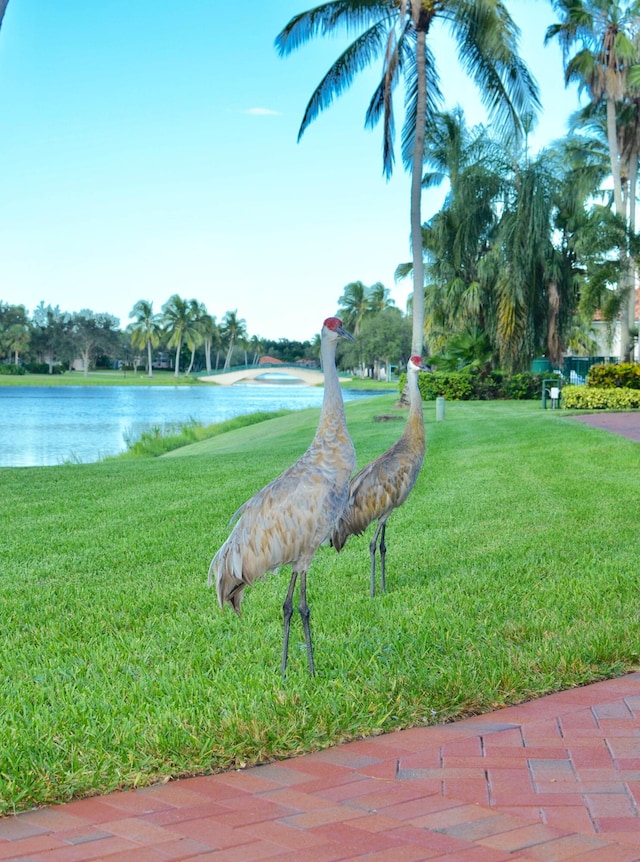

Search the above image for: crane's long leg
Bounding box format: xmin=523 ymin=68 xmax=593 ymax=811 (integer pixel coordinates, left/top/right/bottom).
xmin=379 ymin=522 xmax=387 ymax=594
xmin=298 ymin=570 xmax=315 ymax=676
xmin=369 ymin=520 xmax=383 ymax=597
xmin=282 ymin=571 xmax=298 ymax=676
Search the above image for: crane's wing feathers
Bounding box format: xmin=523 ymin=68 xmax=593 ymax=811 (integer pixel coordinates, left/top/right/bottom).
xmin=211 ymin=445 xmax=354 ymax=613
xmin=331 ymin=436 xmax=425 ymax=551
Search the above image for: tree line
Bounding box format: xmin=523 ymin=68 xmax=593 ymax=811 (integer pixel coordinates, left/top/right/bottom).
xmin=0 ymin=287 xmax=413 ymax=379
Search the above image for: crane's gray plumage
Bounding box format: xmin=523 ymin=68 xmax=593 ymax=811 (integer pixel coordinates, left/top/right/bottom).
xmin=208 ymin=316 xmax=356 ymax=674
xmin=331 ymin=355 xmax=427 ymax=596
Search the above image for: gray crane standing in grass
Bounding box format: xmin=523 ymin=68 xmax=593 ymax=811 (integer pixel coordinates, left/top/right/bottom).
xmin=331 ymin=355 xmax=428 ymax=597
xmin=209 ymin=317 xmax=356 ymax=675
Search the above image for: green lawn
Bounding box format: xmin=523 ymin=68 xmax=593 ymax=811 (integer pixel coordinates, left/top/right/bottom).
xmin=1 ymin=398 xmax=639 ymax=814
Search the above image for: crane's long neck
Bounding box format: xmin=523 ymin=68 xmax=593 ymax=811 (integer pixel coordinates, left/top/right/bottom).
xmin=319 ymin=337 xmax=344 ymax=426
xmin=406 ymin=366 xmax=425 ymax=444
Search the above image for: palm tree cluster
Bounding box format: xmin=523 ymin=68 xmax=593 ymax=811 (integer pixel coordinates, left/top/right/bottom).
xmin=276 ymin=0 xmax=540 ymax=364
xmin=278 ymin=0 xmax=640 ymax=372
xmin=546 ymin=0 xmax=640 ymax=360
xmin=413 ymin=109 xmax=612 ymax=373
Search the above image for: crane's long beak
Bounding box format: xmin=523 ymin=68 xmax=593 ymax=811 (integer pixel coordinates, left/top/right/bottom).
xmin=337 ymin=324 xmax=355 ymax=342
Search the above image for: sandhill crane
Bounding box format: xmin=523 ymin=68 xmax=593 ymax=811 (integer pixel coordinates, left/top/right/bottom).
xmin=331 ymin=355 xmax=428 ymax=597
xmin=208 ymin=317 xmax=356 ymax=675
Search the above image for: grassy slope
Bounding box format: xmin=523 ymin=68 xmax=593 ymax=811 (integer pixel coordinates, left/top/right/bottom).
xmin=1 ymin=398 xmax=639 ymax=813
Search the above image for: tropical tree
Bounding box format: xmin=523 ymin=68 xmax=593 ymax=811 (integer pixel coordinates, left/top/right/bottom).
xmin=220 ymin=309 xmax=248 ymax=370
xmin=69 ymin=311 xmax=120 ymax=377
xmin=183 ymin=300 xmax=208 ymax=376
xmin=546 ymin=0 xmax=640 ymax=358
xmin=5 ymin=322 xmax=30 ymax=364
xmin=337 ymin=281 xmax=370 ymax=334
xmin=417 ymin=110 xmax=607 ymax=371
xmin=367 ymin=281 xmax=395 ymax=315
xmin=199 ymin=312 xmax=219 ymax=373
xmin=161 ymin=294 xmax=200 ymax=377
xmin=356 ymin=306 xmax=411 ymax=379
xmin=128 ymin=300 xmax=162 ymax=378
xmin=276 ymin=0 xmax=539 ymax=361
xmin=419 ymin=108 xmax=504 ymax=356
xmin=249 ymin=335 xmax=263 ymax=366
xmin=31 ymin=304 xmax=73 ymax=373
xmin=0 ymin=303 xmax=30 ymax=364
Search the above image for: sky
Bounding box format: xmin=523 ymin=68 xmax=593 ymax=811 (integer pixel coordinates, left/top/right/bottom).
xmin=0 ymin=0 xmax=584 ymax=343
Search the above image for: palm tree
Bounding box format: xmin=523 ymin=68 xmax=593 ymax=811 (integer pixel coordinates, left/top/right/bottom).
xmin=199 ymin=312 xmax=219 ymax=374
xmin=183 ymin=300 xmax=208 ymax=376
xmin=276 ymin=0 xmax=539 ymax=359
xmin=367 ymin=281 xmax=395 ymax=315
xmin=546 ymin=0 xmax=640 ymax=358
xmin=249 ymin=335 xmax=262 ymax=366
xmin=162 ymin=294 xmax=200 ymax=378
xmin=420 ymin=108 xmax=504 ymax=356
xmin=337 ymin=281 xmax=369 ymax=334
xmin=0 ymin=1 xmax=10 ymax=31
xmin=6 ymin=322 xmax=30 ymax=365
xmin=220 ymin=309 xmax=248 ymax=370
xmin=129 ymin=300 xmax=162 ymax=378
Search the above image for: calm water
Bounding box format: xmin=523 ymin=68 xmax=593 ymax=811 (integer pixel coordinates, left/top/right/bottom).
xmin=0 ymin=384 xmax=386 ymax=468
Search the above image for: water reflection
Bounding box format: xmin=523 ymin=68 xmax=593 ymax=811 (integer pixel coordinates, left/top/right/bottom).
xmin=0 ymin=384 xmax=388 ymax=468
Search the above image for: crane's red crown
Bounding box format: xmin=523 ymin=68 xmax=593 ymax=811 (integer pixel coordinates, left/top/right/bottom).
xmin=323 ymin=317 xmax=344 ymax=331
xmin=410 ymin=355 xmax=425 ymax=366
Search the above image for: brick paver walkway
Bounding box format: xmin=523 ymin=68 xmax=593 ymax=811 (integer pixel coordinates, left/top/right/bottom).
xmin=3 ymin=672 xmax=640 ymax=861
xmin=572 ymin=411 xmax=640 ymax=442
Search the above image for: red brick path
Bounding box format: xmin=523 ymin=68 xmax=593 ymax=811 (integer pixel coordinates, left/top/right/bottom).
xmin=572 ymin=411 xmax=640 ymax=442
xmin=3 ymin=673 xmax=640 ymax=861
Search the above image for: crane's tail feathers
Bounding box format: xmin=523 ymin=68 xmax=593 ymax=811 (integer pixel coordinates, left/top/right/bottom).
xmin=330 ymin=514 xmax=366 ymax=552
xmin=209 ymin=542 xmax=246 ymax=616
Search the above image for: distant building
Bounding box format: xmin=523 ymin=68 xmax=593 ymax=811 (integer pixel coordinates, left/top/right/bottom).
xmin=591 ymin=287 xmax=639 ymax=361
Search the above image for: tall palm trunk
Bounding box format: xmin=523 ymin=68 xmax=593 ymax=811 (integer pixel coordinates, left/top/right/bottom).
xmin=173 ymin=336 xmax=182 ymax=378
xmin=410 ymin=21 xmax=427 ymax=359
xmin=607 ymin=96 xmax=625 ymax=216
xmin=606 ymin=96 xmax=632 ymax=359
xmin=627 ymin=140 xmax=638 ymax=360
xmin=146 ymin=338 xmax=153 ymax=378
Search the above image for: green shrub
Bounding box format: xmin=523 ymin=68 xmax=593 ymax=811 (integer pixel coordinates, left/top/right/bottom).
xmin=399 ymin=370 xmax=545 ymax=401
xmin=412 ymin=371 xmax=475 ymax=401
xmin=504 ymin=372 xmax=548 ymax=400
xmin=561 ymin=384 xmax=640 ymax=409
xmin=587 ymin=363 xmax=640 ymax=389
xmin=24 ymin=361 xmax=65 ymax=375
xmin=0 ymin=363 xmax=26 ymax=375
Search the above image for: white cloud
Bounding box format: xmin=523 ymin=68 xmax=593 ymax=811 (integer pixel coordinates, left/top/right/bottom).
xmin=244 ymin=107 xmax=281 ymax=116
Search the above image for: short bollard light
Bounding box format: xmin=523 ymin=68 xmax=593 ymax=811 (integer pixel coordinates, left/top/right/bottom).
xmin=436 ymin=396 xmax=445 ymax=421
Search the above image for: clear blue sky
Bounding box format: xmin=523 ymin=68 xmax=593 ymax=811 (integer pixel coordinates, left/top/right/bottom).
xmin=0 ymin=0 xmax=583 ymax=343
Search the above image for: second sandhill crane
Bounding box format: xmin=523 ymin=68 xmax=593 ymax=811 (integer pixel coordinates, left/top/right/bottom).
xmin=331 ymin=355 xmax=428 ymax=597
xmin=208 ymin=317 xmax=356 ymax=675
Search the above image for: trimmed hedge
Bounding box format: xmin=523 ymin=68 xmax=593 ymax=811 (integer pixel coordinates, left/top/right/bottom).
xmin=587 ymin=363 xmax=640 ymax=389
xmin=399 ymin=370 xmax=552 ymax=401
xmin=561 ymin=384 xmax=640 ymax=410
xmin=0 ymin=363 xmax=26 ymax=375
xmin=24 ymin=362 xmax=65 ymax=375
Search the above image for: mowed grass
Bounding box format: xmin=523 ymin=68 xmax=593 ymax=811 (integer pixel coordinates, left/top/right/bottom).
xmin=2 ymin=398 xmax=639 ymax=814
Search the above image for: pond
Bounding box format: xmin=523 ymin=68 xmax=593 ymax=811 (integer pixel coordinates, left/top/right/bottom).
xmin=0 ymin=384 xmax=389 ymax=467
